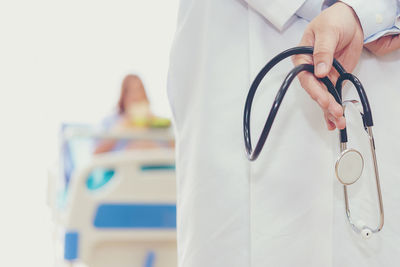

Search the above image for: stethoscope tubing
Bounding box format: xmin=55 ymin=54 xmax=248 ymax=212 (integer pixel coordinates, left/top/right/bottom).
xmin=243 ymin=46 xmax=373 ymax=161
xmin=243 ymin=46 xmax=383 ymax=237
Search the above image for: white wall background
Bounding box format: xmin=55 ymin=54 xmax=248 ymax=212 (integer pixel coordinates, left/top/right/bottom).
xmin=0 ymin=0 xmax=179 ymax=265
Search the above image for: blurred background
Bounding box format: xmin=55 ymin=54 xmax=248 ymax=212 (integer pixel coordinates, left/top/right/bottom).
xmin=0 ymin=1 xmax=179 ymax=266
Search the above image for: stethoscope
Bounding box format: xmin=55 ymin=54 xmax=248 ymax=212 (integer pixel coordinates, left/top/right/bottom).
xmin=243 ymin=46 xmax=384 ymax=239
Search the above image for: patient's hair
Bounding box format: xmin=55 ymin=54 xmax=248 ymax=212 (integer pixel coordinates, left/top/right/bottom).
xmin=118 ymin=74 xmax=149 ymax=114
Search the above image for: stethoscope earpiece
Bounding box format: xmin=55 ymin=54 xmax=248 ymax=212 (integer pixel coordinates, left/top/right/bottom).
xmin=361 ymin=228 xmax=373 ymax=239
xmin=356 ymin=220 xmax=373 ymax=239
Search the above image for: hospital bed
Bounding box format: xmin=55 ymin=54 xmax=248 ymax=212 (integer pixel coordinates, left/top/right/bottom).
xmin=48 ymin=125 xmax=177 ymax=267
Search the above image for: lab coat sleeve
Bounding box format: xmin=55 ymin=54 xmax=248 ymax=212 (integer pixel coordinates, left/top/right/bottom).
xmin=339 ymin=0 xmax=400 ymax=43
xmin=244 ymin=0 xmax=307 ymax=31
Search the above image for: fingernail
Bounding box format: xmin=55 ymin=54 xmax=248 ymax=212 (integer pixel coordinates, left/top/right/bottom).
xmin=329 ymin=105 xmax=342 ymax=118
xmin=328 ymin=120 xmax=335 ymax=130
xmin=316 ymin=62 xmax=327 ymax=76
xmin=328 ymin=115 xmax=336 ymax=125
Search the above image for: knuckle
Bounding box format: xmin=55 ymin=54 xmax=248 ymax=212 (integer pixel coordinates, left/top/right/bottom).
xmin=373 ymin=49 xmax=385 ymax=56
xmin=319 ymin=97 xmax=330 ymax=109
xmin=292 ymin=54 xmax=312 ymax=65
xmin=307 ymin=90 xmax=319 ymax=101
xmin=313 ymin=50 xmax=331 ymax=60
xmin=310 ymin=94 xmax=319 ymax=102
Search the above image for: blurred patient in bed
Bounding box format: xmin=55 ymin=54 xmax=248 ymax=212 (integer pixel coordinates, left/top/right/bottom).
xmin=94 ymin=74 xmax=173 ymax=154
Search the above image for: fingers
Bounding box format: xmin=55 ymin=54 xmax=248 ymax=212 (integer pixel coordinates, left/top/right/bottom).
xmin=297 ymin=72 xmax=329 ymax=108
xmin=294 ymin=59 xmax=343 ymax=119
xmin=324 ymin=93 xmax=345 ymax=130
xmin=295 ymin=22 xmax=339 ymax=78
xmin=324 ymin=113 xmax=336 ymax=130
xmin=335 ymin=116 xmax=346 ymax=130
xmin=297 ymin=71 xmax=344 ymax=125
xmin=293 ymin=27 xmax=343 ymax=117
xmin=365 ymin=34 xmax=400 ymax=56
xmin=326 ymin=92 xmax=343 ymax=118
xmin=293 ymin=30 xmax=333 ymax=114
xmin=292 ymin=29 xmax=314 ymax=66
xmin=313 ymin=28 xmax=338 ymax=77
xmin=324 ymin=111 xmax=346 ymax=130
xmin=292 ymin=1 xmax=366 ymax=131
xmin=385 ymin=34 xmax=400 ymax=53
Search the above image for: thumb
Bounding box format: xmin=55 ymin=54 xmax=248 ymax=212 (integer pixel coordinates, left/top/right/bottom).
xmin=313 ymin=30 xmax=338 ymax=78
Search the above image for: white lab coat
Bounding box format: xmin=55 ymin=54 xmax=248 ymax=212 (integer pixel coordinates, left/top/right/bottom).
xmin=167 ymin=0 xmax=400 ymax=266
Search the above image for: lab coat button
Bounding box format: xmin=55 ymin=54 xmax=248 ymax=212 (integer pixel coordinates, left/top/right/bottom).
xmin=376 ymin=14 xmax=383 ymax=24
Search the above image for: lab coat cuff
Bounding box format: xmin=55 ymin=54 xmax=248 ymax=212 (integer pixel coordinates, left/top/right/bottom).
xmin=339 ymin=0 xmax=398 ymax=43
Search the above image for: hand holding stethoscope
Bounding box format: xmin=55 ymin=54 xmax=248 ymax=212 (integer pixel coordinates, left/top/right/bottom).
xmin=294 ymin=2 xmax=400 ymax=131
xmin=243 ymin=46 xmax=384 ymax=239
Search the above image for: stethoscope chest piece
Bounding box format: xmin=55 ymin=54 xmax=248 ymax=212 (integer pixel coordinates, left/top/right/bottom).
xmin=335 ymin=148 xmax=364 ymax=185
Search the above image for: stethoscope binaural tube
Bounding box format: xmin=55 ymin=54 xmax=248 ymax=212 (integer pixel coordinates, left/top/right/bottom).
xmin=243 ymin=46 xmax=374 ymax=160
xmin=243 ymin=46 xmax=383 ymax=238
